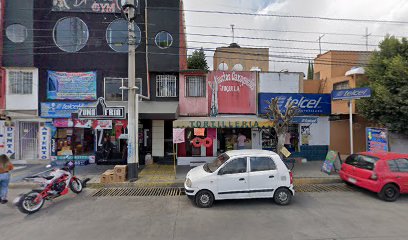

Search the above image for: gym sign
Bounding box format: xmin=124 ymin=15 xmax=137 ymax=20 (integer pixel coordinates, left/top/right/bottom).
xmin=78 ymin=97 xmax=125 ymax=119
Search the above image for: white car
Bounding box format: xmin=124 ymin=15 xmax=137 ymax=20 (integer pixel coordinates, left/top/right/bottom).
xmin=184 ymin=149 xmax=294 ymax=208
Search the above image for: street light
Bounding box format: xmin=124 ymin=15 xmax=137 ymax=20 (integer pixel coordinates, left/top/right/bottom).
xmin=120 ymin=82 xmax=139 ymax=181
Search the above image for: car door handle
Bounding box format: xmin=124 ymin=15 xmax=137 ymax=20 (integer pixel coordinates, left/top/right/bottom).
xmin=239 ymin=178 xmax=245 ymax=181
xmin=269 ymin=175 xmax=274 ymax=178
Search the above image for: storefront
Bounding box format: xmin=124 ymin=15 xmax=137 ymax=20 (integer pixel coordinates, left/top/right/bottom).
xmin=173 ymin=117 xmax=274 ymax=165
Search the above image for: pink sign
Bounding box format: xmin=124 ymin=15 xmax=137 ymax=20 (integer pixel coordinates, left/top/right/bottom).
xmin=173 ymin=128 xmax=185 ymax=144
xmin=53 ymin=119 xmax=92 ymax=128
xmin=93 ymin=120 xmax=113 ymax=129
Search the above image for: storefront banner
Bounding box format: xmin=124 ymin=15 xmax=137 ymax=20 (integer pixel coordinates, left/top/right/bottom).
xmin=115 ymin=120 xmax=128 ymax=139
xmin=47 ymin=71 xmax=97 ymax=100
xmin=5 ymin=126 xmax=15 ymax=158
xmin=332 ymin=87 xmax=371 ymax=100
xmin=194 ymin=128 xmax=205 ymax=136
xmin=173 ymin=119 xmax=274 ymax=129
xmin=93 ymin=120 xmax=113 ymax=130
xmin=39 ymin=127 xmax=51 ymax=160
xmin=366 ymin=128 xmax=389 ymax=152
xmin=51 ymin=0 xmax=138 ymax=14
xmin=0 ymin=121 xmax=5 ymax=154
xmin=208 ymin=71 xmax=256 ymax=115
xmin=291 ymin=116 xmax=318 ymax=124
xmin=41 ymin=102 xmax=95 ymax=118
xmin=53 ymin=119 xmax=92 ymax=128
xmin=173 ymin=128 xmax=185 ymax=144
xmin=259 ymin=93 xmax=331 ymax=115
xmin=78 ymin=97 xmax=126 ymax=119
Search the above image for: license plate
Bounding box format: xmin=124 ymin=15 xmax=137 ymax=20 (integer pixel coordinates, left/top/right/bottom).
xmin=348 ymin=177 xmax=357 ymax=184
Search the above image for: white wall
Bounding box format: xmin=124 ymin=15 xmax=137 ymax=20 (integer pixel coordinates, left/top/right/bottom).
xmin=259 ymin=72 xmax=302 ymax=93
xmin=300 ymin=116 xmax=330 ymax=145
xmin=152 ymin=120 xmax=164 ymax=157
xmin=389 ymin=133 xmax=408 ymax=153
xmin=6 ymin=68 xmax=38 ymax=111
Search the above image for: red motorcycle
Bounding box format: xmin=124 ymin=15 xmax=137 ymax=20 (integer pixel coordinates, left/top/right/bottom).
xmin=14 ymin=161 xmax=88 ymax=214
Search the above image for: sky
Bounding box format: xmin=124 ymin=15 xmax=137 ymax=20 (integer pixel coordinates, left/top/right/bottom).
xmin=183 ymin=0 xmax=408 ymax=74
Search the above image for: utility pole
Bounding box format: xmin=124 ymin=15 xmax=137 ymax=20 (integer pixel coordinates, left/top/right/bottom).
xmin=363 ymin=27 xmax=371 ymax=51
xmin=231 ymin=24 xmax=235 ymax=43
xmin=125 ymin=0 xmax=138 ymax=181
xmin=317 ymin=34 xmax=325 ymax=55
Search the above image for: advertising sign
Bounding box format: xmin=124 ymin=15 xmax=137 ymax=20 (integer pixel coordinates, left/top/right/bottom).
xmin=366 ymin=128 xmax=389 ymax=152
xmin=321 ymin=150 xmax=341 ymax=175
xmin=259 ymin=93 xmax=331 ymax=115
xmin=173 ymin=119 xmax=274 ymax=129
xmin=92 ymin=120 xmax=113 ymax=130
xmin=173 ymin=128 xmax=185 ymax=144
xmin=332 ymin=87 xmax=371 ymax=100
xmin=79 ymin=97 xmax=125 ymax=119
xmin=0 ymin=121 xmax=5 ymax=154
xmin=41 ymin=102 xmax=94 ymax=118
xmin=47 ymin=71 xmax=97 ymax=100
xmin=208 ymin=71 xmax=256 ymax=115
xmin=5 ymin=126 xmax=15 ymax=158
xmin=39 ymin=127 xmax=51 ymax=160
xmin=51 ymin=0 xmax=140 ymax=14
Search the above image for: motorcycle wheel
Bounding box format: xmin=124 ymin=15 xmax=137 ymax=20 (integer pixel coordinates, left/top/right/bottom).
xmin=70 ymin=178 xmax=83 ymax=194
xmin=17 ymin=191 xmax=45 ymax=214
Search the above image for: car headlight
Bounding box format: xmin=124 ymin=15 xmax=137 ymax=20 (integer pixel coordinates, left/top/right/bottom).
xmin=185 ymin=178 xmax=192 ymax=188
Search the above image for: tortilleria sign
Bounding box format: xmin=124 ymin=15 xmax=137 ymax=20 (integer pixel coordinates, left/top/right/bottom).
xmin=173 ymin=120 xmax=274 ymax=128
xmin=78 ymin=97 xmax=125 ymax=119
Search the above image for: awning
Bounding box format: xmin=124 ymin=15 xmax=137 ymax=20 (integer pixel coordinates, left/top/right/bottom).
xmin=139 ymin=101 xmax=179 ymax=120
xmin=173 ymin=116 xmax=274 ymax=128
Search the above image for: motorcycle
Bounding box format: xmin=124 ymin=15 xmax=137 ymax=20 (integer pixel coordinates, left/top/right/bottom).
xmin=14 ymin=160 xmax=88 ymax=214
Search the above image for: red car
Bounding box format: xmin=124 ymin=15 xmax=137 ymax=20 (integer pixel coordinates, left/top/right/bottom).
xmin=339 ymin=152 xmax=408 ymax=201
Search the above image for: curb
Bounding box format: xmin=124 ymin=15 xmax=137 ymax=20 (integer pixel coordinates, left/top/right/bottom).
xmin=293 ymin=177 xmax=342 ymax=185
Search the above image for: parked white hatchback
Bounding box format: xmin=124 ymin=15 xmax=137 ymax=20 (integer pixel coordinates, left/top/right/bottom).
xmin=184 ymin=149 xmax=294 ymax=208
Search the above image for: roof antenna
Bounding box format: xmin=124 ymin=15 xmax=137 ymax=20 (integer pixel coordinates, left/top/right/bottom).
xmin=231 ymin=24 xmax=235 ymax=43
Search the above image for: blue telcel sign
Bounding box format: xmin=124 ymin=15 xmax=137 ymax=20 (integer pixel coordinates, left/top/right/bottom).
xmin=40 ymin=102 xmax=95 ymax=118
xmin=332 ymin=87 xmax=371 ymax=100
xmin=258 ymin=93 xmax=332 ymax=115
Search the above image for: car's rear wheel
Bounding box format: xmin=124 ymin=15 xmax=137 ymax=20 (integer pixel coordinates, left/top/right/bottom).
xmin=273 ymin=188 xmax=292 ymax=206
xmin=195 ymin=190 xmax=214 ymax=208
xmin=378 ymin=184 xmax=400 ymax=202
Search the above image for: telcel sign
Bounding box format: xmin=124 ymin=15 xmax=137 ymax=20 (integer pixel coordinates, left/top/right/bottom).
xmin=332 ymin=87 xmax=371 ymax=100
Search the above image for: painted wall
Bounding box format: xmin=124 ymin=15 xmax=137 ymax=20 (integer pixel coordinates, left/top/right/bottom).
xmin=259 ymin=72 xmax=303 ymax=93
xmin=179 ymin=72 xmax=208 ymax=116
xmin=213 ymin=47 xmax=269 ymax=71
xmin=300 ymin=116 xmax=330 ymax=146
xmin=5 ymin=68 xmax=38 ymax=110
xmin=303 ymin=79 xmax=321 ymax=93
xmin=389 ymin=133 xmax=408 ymax=154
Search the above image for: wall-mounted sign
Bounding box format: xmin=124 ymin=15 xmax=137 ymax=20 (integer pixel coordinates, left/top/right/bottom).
xmin=259 ymin=93 xmax=332 ymax=116
xmin=41 ymin=102 xmax=94 ymax=118
xmin=53 ymin=119 xmax=93 ymax=128
xmin=39 ymin=127 xmax=51 ymax=160
xmin=173 ymin=128 xmax=185 ymax=144
xmin=366 ymin=127 xmax=389 ymax=152
xmin=5 ymin=126 xmax=15 ymax=158
xmin=0 ymin=121 xmax=5 ymax=154
xmin=292 ymin=116 xmax=318 ymax=124
xmin=51 ymin=0 xmax=139 ymax=14
xmin=92 ymin=120 xmax=113 ymax=129
xmin=79 ymin=97 xmax=125 ymax=119
xmin=173 ymin=119 xmax=274 ymax=129
xmin=47 ymin=71 xmax=97 ymax=100
xmin=332 ymin=87 xmax=371 ymax=100
xmin=208 ymin=71 xmax=256 ymax=115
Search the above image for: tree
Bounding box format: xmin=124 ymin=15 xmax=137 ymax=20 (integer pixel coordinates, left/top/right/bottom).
xmin=307 ymin=61 xmax=314 ymax=80
xmin=263 ymin=98 xmax=298 ymax=159
xmin=358 ymin=36 xmax=408 ymax=135
xmin=187 ymin=48 xmax=209 ymax=70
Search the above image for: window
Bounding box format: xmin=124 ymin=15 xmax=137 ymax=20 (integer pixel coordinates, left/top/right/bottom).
xmin=355 ymin=155 xmax=379 ymax=170
xmin=6 ymin=24 xmax=28 ymax=43
xmin=8 ymin=71 xmax=33 ymax=94
xmin=156 ymin=75 xmax=177 ymax=97
xmin=104 ymin=77 xmax=142 ymax=101
xmin=185 ymin=76 xmax=205 ymax=97
xmin=388 ymin=159 xmax=408 ymax=172
xmin=250 ymin=157 xmax=276 ymax=172
xmin=218 ymin=62 xmax=228 ymax=70
xmin=333 ymin=81 xmax=349 ymax=90
xmin=155 ymin=31 xmax=173 ymax=49
xmin=232 ymin=63 xmax=244 ymax=71
xmin=106 ymin=19 xmax=141 ymax=52
xmin=53 ymin=17 xmax=89 ymax=52
xmin=220 ymin=157 xmax=247 ymax=175
xmin=345 ymin=154 xmax=358 ymax=166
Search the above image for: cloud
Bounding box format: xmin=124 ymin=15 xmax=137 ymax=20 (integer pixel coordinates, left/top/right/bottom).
xmin=183 ymin=0 xmax=408 ymax=74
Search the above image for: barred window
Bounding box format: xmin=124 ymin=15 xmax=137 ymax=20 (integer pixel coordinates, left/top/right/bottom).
xmin=104 ymin=77 xmax=142 ymax=101
xmin=156 ymin=75 xmax=177 ymax=97
xmin=333 ymin=81 xmax=349 ymax=90
xmin=186 ymin=76 xmax=206 ymax=97
xmin=9 ymin=71 xmax=33 ymax=94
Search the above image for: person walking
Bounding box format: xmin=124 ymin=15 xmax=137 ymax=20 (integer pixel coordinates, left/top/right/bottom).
xmin=0 ymin=154 xmax=13 ymax=204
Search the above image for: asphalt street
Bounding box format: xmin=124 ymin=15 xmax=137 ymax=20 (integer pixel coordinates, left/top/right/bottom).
xmin=1 ymin=187 xmax=408 ymax=240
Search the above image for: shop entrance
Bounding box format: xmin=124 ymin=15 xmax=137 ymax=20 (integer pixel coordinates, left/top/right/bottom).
xmin=217 ymin=128 xmax=252 ymax=153
xmin=55 ymin=127 xmax=95 ymax=156
xmin=19 ymin=122 xmax=38 ymax=159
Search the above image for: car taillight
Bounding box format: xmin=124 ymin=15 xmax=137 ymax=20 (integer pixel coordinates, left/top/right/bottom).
xmin=370 ymin=172 xmax=378 ymax=180
xmin=289 ymin=171 xmax=293 ymax=185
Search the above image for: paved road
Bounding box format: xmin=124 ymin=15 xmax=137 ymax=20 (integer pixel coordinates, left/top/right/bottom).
xmin=1 ymin=187 xmax=408 ymax=240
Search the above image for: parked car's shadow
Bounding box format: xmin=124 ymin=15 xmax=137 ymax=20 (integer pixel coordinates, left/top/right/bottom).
xmin=347 ymin=184 xmax=408 ymax=202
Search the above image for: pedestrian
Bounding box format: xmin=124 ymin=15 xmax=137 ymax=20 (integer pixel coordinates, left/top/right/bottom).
xmin=0 ymin=154 xmax=13 ymax=204
xmin=237 ymin=133 xmax=247 ymax=150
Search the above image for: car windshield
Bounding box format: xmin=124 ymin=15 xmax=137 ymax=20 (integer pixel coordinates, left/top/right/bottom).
xmin=204 ymin=153 xmax=230 ymax=173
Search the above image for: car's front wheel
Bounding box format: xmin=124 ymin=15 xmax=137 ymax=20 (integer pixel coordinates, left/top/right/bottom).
xmin=273 ymin=188 xmax=292 ymax=205
xmin=195 ymin=190 xmax=214 ymax=208
xmin=378 ymin=184 xmax=400 ymax=202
